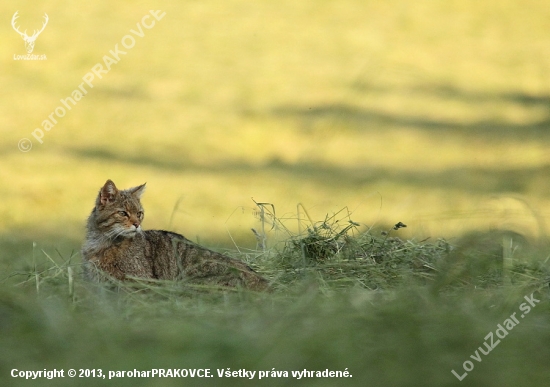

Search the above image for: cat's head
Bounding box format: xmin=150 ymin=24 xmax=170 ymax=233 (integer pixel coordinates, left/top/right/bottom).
xmin=90 ymin=180 xmax=146 ymax=239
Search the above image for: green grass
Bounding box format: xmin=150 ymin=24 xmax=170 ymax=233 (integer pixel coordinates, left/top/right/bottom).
xmin=2 ymin=212 xmax=549 ymax=387
xmin=2 ymin=0 xmax=550 ymax=244
xmin=2 ymin=0 xmax=550 ymax=385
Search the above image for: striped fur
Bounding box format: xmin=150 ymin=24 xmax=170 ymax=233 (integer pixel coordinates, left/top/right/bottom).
xmin=82 ymin=180 xmax=269 ymax=291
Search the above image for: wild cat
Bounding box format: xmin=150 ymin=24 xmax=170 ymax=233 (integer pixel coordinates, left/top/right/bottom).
xmin=81 ymin=180 xmax=269 ymax=291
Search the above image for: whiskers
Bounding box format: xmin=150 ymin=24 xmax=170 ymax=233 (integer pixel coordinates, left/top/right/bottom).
xmin=105 ymin=225 xmax=136 ymax=241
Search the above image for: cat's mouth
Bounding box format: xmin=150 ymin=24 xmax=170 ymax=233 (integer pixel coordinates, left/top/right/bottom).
xmin=120 ymin=226 xmax=141 ymax=238
xmin=106 ymin=224 xmax=142 ymax=240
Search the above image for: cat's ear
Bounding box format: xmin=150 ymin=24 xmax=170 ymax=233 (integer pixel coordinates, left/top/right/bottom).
xmin=130 ymin=183 xmax=146 ymax=200
xmin=99 ymin=180 xmax=118 ymax=206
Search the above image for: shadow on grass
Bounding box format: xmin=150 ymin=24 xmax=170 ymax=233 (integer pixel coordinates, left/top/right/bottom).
xmin=271 ymin=103 xmax=550 ymax=140
xmin=350 ymin=82 xmax=550 ymax=107
xmin=61 ymin=82 xmax=550 ymax=196
xmin=272 ymin=84 xmax=550 ymax=141
xmin=68 ymin=147 xmax=550 ymax=196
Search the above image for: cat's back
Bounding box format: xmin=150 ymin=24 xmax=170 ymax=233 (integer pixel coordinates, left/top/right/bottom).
xmin=142 ymin=230 xmax=269 ymax=291
xmin=82 ymin=235 xmax=154 ymax=281
xmin=141 ymin=229 xmax=186 ymax=279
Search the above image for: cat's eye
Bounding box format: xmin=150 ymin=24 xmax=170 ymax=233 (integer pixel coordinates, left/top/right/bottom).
xmin=118 ymin=211 xmax=128 ymax=217
xmin=137 ymin=211 xmax=143 ymax=218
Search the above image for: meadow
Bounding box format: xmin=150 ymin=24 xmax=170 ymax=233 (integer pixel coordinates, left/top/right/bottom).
xmin=1 ymin=0 xmax=550 ymax=385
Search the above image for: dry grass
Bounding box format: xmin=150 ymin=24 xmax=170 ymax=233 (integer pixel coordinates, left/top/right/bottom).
xmin=2 ymin=1 xmax=550 ymax=385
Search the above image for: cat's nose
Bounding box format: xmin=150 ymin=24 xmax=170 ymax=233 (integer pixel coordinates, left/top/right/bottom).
xmin=133 ymin=221 xmax=140 ymax=228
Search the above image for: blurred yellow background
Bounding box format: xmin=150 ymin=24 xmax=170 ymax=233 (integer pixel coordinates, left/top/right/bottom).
xmin=2 ymin=0 xmax=550 ymax=253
